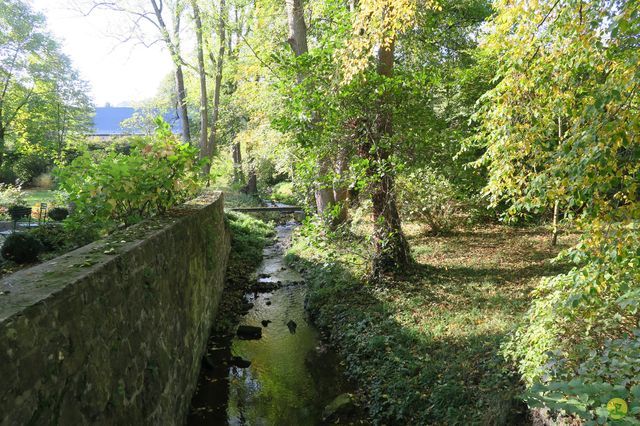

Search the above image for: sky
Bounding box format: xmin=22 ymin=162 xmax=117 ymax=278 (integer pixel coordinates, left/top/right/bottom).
xmin=30 ymin=0 xmax=174 ymax=107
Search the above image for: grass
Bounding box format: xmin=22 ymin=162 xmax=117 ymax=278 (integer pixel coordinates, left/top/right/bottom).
xmin=287 ymin=222 xmax=578 ymax=425
xmin=22 ymin=189 xmax=57 ymax=206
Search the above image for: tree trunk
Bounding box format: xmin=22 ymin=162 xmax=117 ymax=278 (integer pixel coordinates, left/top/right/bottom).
xmin=208 ymin=0 xmax=226 ymax=158
xmin=232 ymin=142 xmax=244 ymax=183
xmin=0 ymin=124 xmax=5 ymax=167
xmin=315 ymin=157 xmax=336 ymax=216
xmin=285 ymin=0 xmax=308 ymax=56
xmin=191 ymin=1 xmax=210 ymax=175
xmin=175 ymin=65 xmax=191 ymax=143
xmin=552 ymin=116 xmax=562 ymax=246
xmin=242 ymin=170 xmax=257 ymax=195
xmin=285 ymin=0 xmax=338 ymax=218
xmin=333 ymin=147 xmax=349 ymax=225
xmin=551 ymin=199 xmax=559 ymax=246
xmin=150 ymin=0 xmax=191 ymax=142
xmin=368 ymin=38 xmax=411 ymax=276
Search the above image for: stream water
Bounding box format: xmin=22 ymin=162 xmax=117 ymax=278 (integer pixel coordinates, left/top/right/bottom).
xmin=188 ymin=222 xmax=350 ymax=426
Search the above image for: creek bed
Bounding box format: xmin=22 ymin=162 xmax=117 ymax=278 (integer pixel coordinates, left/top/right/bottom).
xmin=188 ymin=222 xmax=352 ymax=425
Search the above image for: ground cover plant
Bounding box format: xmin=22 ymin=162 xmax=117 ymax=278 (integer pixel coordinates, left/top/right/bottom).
xmin=287 ymin=220 xmax=578 ymax=424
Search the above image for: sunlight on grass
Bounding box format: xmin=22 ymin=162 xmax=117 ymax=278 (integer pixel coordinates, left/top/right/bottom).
xmin=288 ymin=222 xmax=579 ymax=424
xmin=22 ymin=189 xmax=56 ymax=205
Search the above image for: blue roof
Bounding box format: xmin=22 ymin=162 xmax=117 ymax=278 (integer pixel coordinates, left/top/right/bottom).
xmin=92 ymin=107 xmax=183 ymax=136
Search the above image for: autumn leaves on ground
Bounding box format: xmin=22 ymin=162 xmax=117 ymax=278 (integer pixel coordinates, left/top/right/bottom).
xmin=286 ymin=219 xmax=578 ymax=424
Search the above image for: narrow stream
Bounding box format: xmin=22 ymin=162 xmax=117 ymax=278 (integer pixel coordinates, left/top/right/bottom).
xmin=188 ymin=222 xmax=350 ymax=425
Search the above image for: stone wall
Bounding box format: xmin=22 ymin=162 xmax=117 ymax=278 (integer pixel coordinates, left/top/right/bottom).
xmin=0 ymin=191 xmax=230 ymax=425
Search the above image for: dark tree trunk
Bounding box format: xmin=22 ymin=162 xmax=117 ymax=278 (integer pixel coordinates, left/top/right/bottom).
xmin=0 ymin=125 xmax=5 ymax=167
xmin=367 ymin=39 xmax=411 ymax=276
xmin=242 ymin=170 xmax=257 ymax=195
xmin=232 ymin=142 xmax=244 ymax=183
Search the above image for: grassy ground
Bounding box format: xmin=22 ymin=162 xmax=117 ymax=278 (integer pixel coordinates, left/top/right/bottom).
xmin=22 ymin=189 xmax=56 ymax=206
xmin=287 ymin=222 xmax=578 ymax=425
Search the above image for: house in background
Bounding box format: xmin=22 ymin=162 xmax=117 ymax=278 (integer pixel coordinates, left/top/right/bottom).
xmin=91 ymin=106 xmax=183 ymax=139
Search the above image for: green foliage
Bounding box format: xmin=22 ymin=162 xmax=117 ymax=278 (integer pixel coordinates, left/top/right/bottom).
xmin=397 ymin=169 xmax=460 ymax=235
xmin=57 ymin=119 xmax=201 ymax=232
xmin=7 ymin=204 xmax=30 ymax=220
xmin=0 ymin=0 xmax=92 ymax=165
xmin=0 ymin=163 xmax=18 ymax=184
xmin=269 ymin=181 xmax=298 ymax=205
xmin=1 ymin=232 xmax=43 ymax=263
xmin=12 ymin=154 xmax=50 ymax=184
xmin=29 ymin=224 xmax=67 ymax=252
xmin=474 ymin=0 xmax=640 ymax=421
xmin=0 ymin=183 xmax=25 ymax=206
xmin=47 ymin=207 xmax=68 ymax=221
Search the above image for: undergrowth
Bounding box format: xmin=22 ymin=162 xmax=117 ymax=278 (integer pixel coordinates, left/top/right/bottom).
xmin=286 ymin=221 xmax=576 ymax=425
xmin=209 ymin=210 xmax=274 ymax=337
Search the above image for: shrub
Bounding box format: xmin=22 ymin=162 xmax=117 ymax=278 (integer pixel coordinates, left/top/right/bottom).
xmin=502 ymin=224 xmax=640 ymax=422
xmin=0 ymin=183 xmax=25 ymax=207
xmin=48 ymin=207 xmax=69 ymax=221
xmin=29 ymin=224 xmax=67 ymax=252
xmin=271 ymin=181 xmax=297 ymax=205
xmin=7 ymin=205 xmax=31 ymax=221
xmin=57 ymin=118 xmax=202 ymax=232
xmin=397 ymin=169 xmax=460 ymax=235
xmin=13 ymin=154 xmax=50 ymax=184
xmin=1 ymin=233 xmax=43 ymax=263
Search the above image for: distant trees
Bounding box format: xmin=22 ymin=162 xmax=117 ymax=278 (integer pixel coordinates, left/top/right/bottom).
xmin=0 ymin=0 xmax=92 ymax=180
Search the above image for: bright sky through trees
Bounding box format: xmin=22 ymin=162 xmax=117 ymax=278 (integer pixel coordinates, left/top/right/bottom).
xmin=30 ymin=0 xmax=173 ymax=106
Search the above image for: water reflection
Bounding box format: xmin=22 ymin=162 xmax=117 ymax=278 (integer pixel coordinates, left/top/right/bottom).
xmin=188 ymin=223 xmax=347 ymax=426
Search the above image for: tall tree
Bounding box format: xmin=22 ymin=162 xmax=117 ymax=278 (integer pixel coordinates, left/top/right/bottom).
xmin=191 ymin=0 xmax=209 ymax=171
xmin=149 ymin=0 xmax=191 ymax=142
xmin=207 ymin=0 xmax=227 ymax=161
xmin=369 ymin=34 xmax=411 ymax=274
xmin=342 ymin=0 xmax=420 ymax=274
xmin=285 ymin=0 xmax=340 ymax=219
xmin=0 ymin=0 xmax=48 ymax=165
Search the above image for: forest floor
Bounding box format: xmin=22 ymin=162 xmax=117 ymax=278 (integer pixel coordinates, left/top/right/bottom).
xmin=287 ymin=221 xmax=579 ymax=424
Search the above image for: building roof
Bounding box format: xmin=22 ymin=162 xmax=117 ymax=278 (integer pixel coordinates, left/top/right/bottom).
xmin=92 ymin=107 xmax=182 ymax=136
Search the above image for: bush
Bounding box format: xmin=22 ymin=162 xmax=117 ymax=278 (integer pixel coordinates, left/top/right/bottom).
xmin=29 ymin=224 xmax=67 ymax=252
xmin=1 ymin=232 xmax=43 ymax=263
xmin=7 ymin=205 xmax=31 ymax=221
xmin=397 ymin=169 xmax=460 ymax=235
xmin=57 ymin=118 xmax=202 ymax=232
xmin=0 ymin=183 xmax=25 ymax=207
xmin=13 ymin=154 xmax=50 ymax=184
xmin=270 ymin=181 xmax=297 ymax=205
xmin=502 ymin=225 xmax=640 ymax=423
xmin=48 ymin=207 xmax=69 ymax=221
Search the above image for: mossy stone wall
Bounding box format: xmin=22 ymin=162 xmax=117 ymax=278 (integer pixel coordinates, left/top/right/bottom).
xmin=0 ymin=191 xmax=230 ymax=425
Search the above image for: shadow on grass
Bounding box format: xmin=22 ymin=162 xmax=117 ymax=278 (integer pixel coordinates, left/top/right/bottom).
xmin=286 ymin=250 xmax=536 ymax=426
